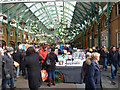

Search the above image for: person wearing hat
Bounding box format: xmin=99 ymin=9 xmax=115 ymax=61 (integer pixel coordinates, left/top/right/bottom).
xmin=44 ymin=48 xmax=58 ymax=87
xmin=2 ymin=47 xmax=16 ymax=89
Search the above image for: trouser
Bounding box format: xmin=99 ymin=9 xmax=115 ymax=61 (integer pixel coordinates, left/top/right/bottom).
xmin=0 ymin=79 xmax=2 ymax=90
xmin=111 ymin=64 xmax=118 ymax=80
xmin=16 ymin=66 xmax=20 ymax=76
xmin=102 ymin=58 xmax=107 ymax=69
xmin=119 ymin=60 xmax=120 ymax=67
xmin=48 ymin=70 xmax=55 ymax=79
xmin=2 ymin=77 xmax=14 ymax=89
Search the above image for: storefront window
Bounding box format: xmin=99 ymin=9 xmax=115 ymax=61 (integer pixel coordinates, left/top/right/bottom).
xmin=119 ymin=2 xmax=120 ymax=14
xmin=10 ymin=30 xmax=13 ymax=36
xmin=18 ymin=32 xmax=20 ymax=39
xmin=104 ymin=18 xmax=107 ymax=27
xmin=117 ymin=32 xmax=120 ymax=48
xmin=101 ymin=31 xmax=108 ymax=48
xmin=0 ymin=27 xmax=3 ymax=34
xmin=24 ymin=34 xmax=26 ymax=39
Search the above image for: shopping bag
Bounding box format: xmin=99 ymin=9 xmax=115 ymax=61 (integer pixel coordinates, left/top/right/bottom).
xmin=41 ymin=70 xmax=48 ymax=82
xmin=14 ymin=61 xmax=19 ymax=67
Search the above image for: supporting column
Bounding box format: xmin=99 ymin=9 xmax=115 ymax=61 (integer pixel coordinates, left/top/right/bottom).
xmin=15 ymin=16 xmax=19 ymax=49
xmin=97 ymin=3 xmax=100 ymax=48
xmin=7 ymin=10 xmax=10 ymax=47
xmin=87 ymin=30 xmax=89 ymax=48
xmin=22 ymin=30 xmax=24 ymax=43
xmin=107 ymin=2 xmax=110 ymax=50
xmin=15 ymin=23 xmax=18 ymax=49
xmin=91 ymin=26 xmax=93 ymax=47
xmin=84 ymin=31 xmax=86 ymax=49
xmin=82 ymin=33 xmax=83 ymax=49
xmin=97 ymin=23 xmax=100 ymax=48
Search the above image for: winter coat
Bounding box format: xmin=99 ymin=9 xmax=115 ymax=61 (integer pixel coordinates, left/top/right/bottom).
xmin=100 ymin=50 xmax=108 ymax=59
xmin=45 ymin=52 xmax=58 ymax=71
xmin=86 ymin=60 xmax=102 ymax=89
xmin=39 ymin=49 xmax=49 ymax=63
xmin=2 ymin=54 xmax=15 ymax=79
xmin=0 ymin=55 xmax=2 ymax=79
xmin=23 ymin=53 xmax=43 ymax=89
xmin=109 ymin=51 xmax=119 ymax=66
xmin=12 ymin=52 xmax=23 ymax=64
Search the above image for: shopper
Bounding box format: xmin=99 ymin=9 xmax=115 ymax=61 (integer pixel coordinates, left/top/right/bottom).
xmin=12 ymin=49 xmax=23 ymax=78
xmin=118 ymin=48 xmax=120 ymax=67
xmin=100 ymin=46 xmax=108 ymax=71
xmin=92 ymin=46 xmax=97 ymax=52
xmin=109 ymin=46 xmax=119 ymax=80
xmin=81 ymin=52 xmax=91 ymax=85
xmin=21 ymin=49 xmax=27 ymax=78
xmin=86 ymin=52 xmax=102 ymax=89
xmin=45 ymin=48 xmax=58 ymax=87
xmin=39 ymin=45 xmax=49 ymax=63
xmin=2 ymin=47 xmax=15 ymax=89
xmin=22 ymin=47 xmax=43 ymax=90
xmin=0 ymin=49 xmax=3 ymax=89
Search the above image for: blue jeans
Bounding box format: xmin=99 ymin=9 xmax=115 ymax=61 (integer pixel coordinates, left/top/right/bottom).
xmin=16 ymin=66 xmax=20 ymax=76
xmin=119 ymin=60 xmax=120 ymax=67
xmin=101 ymin=58 xmax=107 ymax=69
xmin=48 ymin=70 xmax=55 ymax=79
xmin=111 ymin=64 xmax=118 ymax=80
xmin=2 ymin=78 xmax=14 ymax=89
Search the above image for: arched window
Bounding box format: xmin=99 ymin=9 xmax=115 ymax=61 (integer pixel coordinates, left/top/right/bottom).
xmin=0 ymin=27 xmax=3 ymax=34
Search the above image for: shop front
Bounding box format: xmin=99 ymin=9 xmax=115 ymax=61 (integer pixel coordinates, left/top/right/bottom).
xmin=117 ymin=32 xmax=120 ymax=48
xmin=101 ymin=30 xmax=108 ymax=48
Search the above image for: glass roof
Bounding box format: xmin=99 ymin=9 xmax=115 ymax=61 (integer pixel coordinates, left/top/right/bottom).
xmin=24 ymin=1 xmax=76 ymax=29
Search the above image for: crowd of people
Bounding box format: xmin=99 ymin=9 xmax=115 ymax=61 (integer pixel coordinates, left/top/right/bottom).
xmin=0 ymin=44 xmax=120 ymax=90
xmin=0 ymin=45 xmax=58 ymax=90
xmin=81 ymin=46 xmax=120 ymax=89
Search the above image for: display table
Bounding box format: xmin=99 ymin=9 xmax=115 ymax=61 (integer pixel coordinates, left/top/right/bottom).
xmin=56 ymin=66 xmax=82 ymax=84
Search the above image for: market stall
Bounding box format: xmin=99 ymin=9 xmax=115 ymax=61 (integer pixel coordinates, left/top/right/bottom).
xmin=55 ymin=47 xmax=85 ymax=84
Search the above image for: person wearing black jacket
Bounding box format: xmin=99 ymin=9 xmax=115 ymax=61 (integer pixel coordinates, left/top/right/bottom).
xmin=45 ymin=48 xmax=58 ymax=87
xmin=22 ymin=47 xmax=43 ymax=90
xmin=0 ymin=50 xmax=3 ymax=89
xmin=109 ymin=46 xmax=119 ymax=80
xmin=2 ymin=47 xmax=15 ymax=89
xmin=12 ymin=49 xmax=23 ymax=78
xmin=118 ymin=48 xmax=120 ymax=67
xmin=100 ymin=46 xmax=108 ymax=71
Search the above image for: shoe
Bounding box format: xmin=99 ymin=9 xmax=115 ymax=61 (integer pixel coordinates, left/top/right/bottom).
xmin=48 ymin=78 xmax=51 ymax=87
xmin=105 ymin=69 xmax=107 ymax=71
xmin=52 ymin=78 xmax=55 ymax=86
xmin=16 ymin=76 xmax=20 ymax=78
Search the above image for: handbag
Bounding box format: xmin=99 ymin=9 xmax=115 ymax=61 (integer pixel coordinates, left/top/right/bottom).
xmin=46 ymin=54 xmax=51 ymax=65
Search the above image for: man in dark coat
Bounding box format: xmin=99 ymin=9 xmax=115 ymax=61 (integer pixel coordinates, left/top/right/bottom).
xmin=12 ymin=49 xmax=23 ymax=78
xmin=118 ymin=48 xmax=120 ymax=67
xmin=0 ymin=50 xmax=3 ymax=89
xmin=2 ymin=47 xmax=15 ymax=89
xmin=23 ymin=47 xmax=43 ymax=90
xmin=45 ymin=48 xmax=58 ymax=87
xmin=100 ymin=46 xmax=108 ymax=71
xmin=109 ymin=46 xmax=119 ymax=80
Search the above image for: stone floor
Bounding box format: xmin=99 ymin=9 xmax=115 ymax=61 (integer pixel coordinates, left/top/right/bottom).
xmin=10 ymin=66 xmax=120 ymax=89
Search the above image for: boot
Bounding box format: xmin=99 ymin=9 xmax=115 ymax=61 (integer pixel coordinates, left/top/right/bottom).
xmin=53 ymin=78 xmax=55 ymax=86
xmin=47 ymin=78 xmax=51 ymax=87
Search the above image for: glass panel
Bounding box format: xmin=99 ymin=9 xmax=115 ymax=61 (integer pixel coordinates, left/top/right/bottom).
xmin=10 ymin=30 xmax=13 ymax=36
xmin=0 ymin=27 xmax=3 ymax=34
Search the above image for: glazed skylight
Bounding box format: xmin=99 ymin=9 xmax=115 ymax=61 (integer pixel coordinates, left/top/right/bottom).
xmin=24 ymin=1 xmax=76 ymax=29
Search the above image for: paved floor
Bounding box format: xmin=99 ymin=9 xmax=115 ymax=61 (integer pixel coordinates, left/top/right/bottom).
xmin=11 ymin=66 xmax=120 ymax=89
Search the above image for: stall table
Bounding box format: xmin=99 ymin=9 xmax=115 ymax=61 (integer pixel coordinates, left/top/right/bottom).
xmin=56 ymin=66 xmax=82 ymax=84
